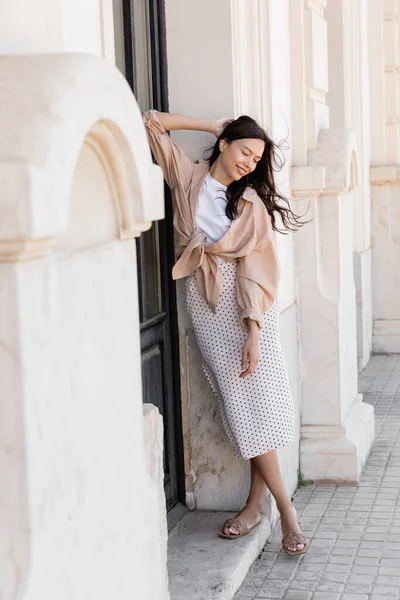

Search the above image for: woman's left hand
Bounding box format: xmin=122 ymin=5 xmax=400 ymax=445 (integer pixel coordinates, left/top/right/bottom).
xmin=240 ymin=330 xmax=260 ymax=378
xmin=215 ymin=117 xmax=234 ymax=137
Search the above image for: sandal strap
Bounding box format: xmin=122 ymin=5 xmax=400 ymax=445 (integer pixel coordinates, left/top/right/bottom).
xmin=223 ymin=518 xmax=249 ymax=534
xmin=282 ymin=532 xmax=307 ymax=548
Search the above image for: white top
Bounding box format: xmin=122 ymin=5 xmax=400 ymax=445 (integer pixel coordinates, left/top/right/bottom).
xmin=196 ymin=173 xmax=232 ymax=244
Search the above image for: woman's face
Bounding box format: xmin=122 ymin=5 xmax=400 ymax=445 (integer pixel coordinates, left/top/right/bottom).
xmin=219 ymin=137 xmax=265 ymax=182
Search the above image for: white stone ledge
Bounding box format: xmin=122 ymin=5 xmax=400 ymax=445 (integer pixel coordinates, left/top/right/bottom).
xmin=168 ymin=511 xmax=270 ymax=600
xmin=292 ymin=128 xmax=358 ymax=196
xmin=370 ymin=165 xmax=400 ymax=184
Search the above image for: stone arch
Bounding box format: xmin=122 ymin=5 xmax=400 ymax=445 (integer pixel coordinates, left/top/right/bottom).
xmin=0 ymin=52 xmax=164 ymax=260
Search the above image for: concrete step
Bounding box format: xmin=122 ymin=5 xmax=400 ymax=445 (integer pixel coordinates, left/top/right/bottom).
xmin=167 ymin=511 xmax=271 ymax=600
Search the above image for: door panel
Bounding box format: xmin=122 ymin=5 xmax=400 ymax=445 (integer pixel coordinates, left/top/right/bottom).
xmin=113 ymin=0 xmax=186 ymax=524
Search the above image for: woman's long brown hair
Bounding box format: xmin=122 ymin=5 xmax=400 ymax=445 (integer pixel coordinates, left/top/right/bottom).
xmin=205 ymin=115 xmax=305 ymax=233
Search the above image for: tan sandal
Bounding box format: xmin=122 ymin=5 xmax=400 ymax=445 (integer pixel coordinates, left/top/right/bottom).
xmin=218 ymin=518 xmax=261 ymax=540
xmin=282 ymin=531 xmax=308 ymax=556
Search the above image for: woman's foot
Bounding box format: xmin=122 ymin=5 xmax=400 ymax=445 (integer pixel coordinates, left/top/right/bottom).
xmin=222 ymin=504 xmax=261 ymax=536
xmin=279 ymin=504 xmax=306 ymax=553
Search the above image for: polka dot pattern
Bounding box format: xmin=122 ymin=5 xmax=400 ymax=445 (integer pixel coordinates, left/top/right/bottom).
xmin=185 ymin=259 xmax=295 ymax=460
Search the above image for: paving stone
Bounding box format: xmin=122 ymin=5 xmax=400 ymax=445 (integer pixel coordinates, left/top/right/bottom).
xmin=331 ymin=546 xmax=356 ymax=556
xmin=347 ymin=574 xmax=375 ymax=585
xmin=316 ymin=581 xmax=344 ymax=592
xmin=378 ymin=566 xmax=400 ymax=576
xmin=324 ymin=563 xmax=351 ymax=574
xmin=287 ymin=578 xmax=319 ymax=591
xmin=375 ymin=575 xmax=400 ymax=586
xmin=344 ymin=584 xmax=373 ymax=594
xmin=280 ymin=592 xmax=312 ymax=600
xmin=265 ymin=570 xmax=293 ymax=581
xmin=354 ymin=556 xmax=380 ymax=566
xmin=370 ymin=596 xmax=400 ymax=600
xmin=255 ymin=589 xmax=283 ymax=599
xmin=351 ymin=563 xmax=377 ymax=574
xmin=372 ymin=586 xmax=400 ymax=598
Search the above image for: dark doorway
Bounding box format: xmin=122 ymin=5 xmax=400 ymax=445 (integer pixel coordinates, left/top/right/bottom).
xmin=113 ymin=0 xmax=186 ymax=529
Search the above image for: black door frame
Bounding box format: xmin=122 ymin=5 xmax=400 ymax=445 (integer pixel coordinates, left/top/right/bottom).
xmin=122 ymin=0 xmax=187 ymax=529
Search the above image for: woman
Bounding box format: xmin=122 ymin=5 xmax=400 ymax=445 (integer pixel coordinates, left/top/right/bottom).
xmin=143 ymin=110 xmax=307 ymax=556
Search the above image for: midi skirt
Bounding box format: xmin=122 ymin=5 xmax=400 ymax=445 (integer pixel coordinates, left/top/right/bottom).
xmin=185 ymin=259 xmax=295 ymax=460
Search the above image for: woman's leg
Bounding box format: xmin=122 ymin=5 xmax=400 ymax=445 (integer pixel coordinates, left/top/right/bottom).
xmin=253 ymin=450 xmax=304 ymax=552
xmin=222 ymin=459 xmax=265 ymax=534
xmin=224 ymin=450 xmax=304 ymax=552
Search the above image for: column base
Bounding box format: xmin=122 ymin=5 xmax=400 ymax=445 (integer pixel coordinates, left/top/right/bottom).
xmin=373 ymin=319 xmax=400 ymax=353
xmin=300 ymin=395 xmax=375 ymax=483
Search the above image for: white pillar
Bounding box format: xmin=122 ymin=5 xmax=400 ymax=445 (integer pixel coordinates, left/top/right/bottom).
xmin=0 ymin=53 xmax=168 ymax=600
xmin=290 ymin=0 xmax=374 ymax=482
xmin=293 ymin=131 xmax=374 ymax=482
xmin=326 ymin=0 xmax=373 ymax=370
xmin=368 ymin=1 xmax=400 ymax=352
xmin=370 ymin=166 xmax=400 ymax=352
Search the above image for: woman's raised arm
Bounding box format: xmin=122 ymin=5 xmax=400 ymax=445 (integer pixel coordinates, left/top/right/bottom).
xmin=155 ymin=112 xmax=233 ymax=137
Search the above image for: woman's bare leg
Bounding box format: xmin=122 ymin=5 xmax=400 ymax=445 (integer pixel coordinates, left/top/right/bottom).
xmin=222 ymin=459 xmax=265 ymax=534
xmin=253 ymin=450 xmax=304 ymax=552
xmin=223 ymin=450 xmax=304 ymax=552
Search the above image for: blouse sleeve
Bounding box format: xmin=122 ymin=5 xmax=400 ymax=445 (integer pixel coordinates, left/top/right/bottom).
xmin=236 ymin=205 xmax=280 ymax=330
xmin=143 ymin=110 xmax=195 ymax=190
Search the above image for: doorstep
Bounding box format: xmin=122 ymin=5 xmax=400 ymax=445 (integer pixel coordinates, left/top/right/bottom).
xmin=167 ymin=511 xmax=271 ymax=600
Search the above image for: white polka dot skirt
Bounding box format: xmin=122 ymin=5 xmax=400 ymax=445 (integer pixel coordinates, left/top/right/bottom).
xmin=185 ymin=259 xmax=295 ymax=460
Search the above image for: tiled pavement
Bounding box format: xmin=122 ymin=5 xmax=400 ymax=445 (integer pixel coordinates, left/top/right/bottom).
xmin=234 ymin=354 xmax=400 ymax=600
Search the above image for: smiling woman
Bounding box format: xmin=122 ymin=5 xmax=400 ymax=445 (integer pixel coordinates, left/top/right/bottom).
xmin=143 ymin=109 xmax=308 ymax=555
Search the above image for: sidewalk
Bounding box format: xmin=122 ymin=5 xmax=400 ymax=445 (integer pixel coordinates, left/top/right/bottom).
xmin=234 ymin=354 xmax=400 ymax=600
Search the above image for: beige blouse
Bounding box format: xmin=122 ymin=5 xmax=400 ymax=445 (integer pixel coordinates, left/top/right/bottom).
xmin=143 ymin=110 xmax=280 ymax=330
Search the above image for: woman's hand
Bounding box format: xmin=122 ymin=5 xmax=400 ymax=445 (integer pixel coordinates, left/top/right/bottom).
xmin=240 ymin=325 xmax=260 ymax=378
xmin=215 ymin=117 xmax=234 ymax=138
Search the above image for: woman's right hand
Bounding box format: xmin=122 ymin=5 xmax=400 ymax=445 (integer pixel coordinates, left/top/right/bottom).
xmin=215 ymin=117 xmax=234 ymax=137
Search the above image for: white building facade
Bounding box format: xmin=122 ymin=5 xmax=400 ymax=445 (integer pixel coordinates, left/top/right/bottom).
xmin=0 ymin=1 xmax=398 ymax=599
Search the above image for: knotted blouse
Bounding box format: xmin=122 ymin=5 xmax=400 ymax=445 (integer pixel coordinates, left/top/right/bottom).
xmin=143 ymin=110 xmax=280 ymax=329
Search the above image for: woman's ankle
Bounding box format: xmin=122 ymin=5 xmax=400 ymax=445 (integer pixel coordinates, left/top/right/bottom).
xmin=245 ymin=500 xmax=263 ymax=513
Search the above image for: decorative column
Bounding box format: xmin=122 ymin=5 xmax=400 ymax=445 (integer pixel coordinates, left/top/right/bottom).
xmin=326 ymin=0 xmax=373 ymax=370
xmin=368 ymin=1 xmax=400 ymax=352
xmin=289 ymin=0 xmax=374 ymax=482
xmin=293 ymin=130 xmax=374 ymax=482
xmin=0 ymin=53 xmax=168 ymax=600
xmin=370 ymin=166 xmax=400 ymax=352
